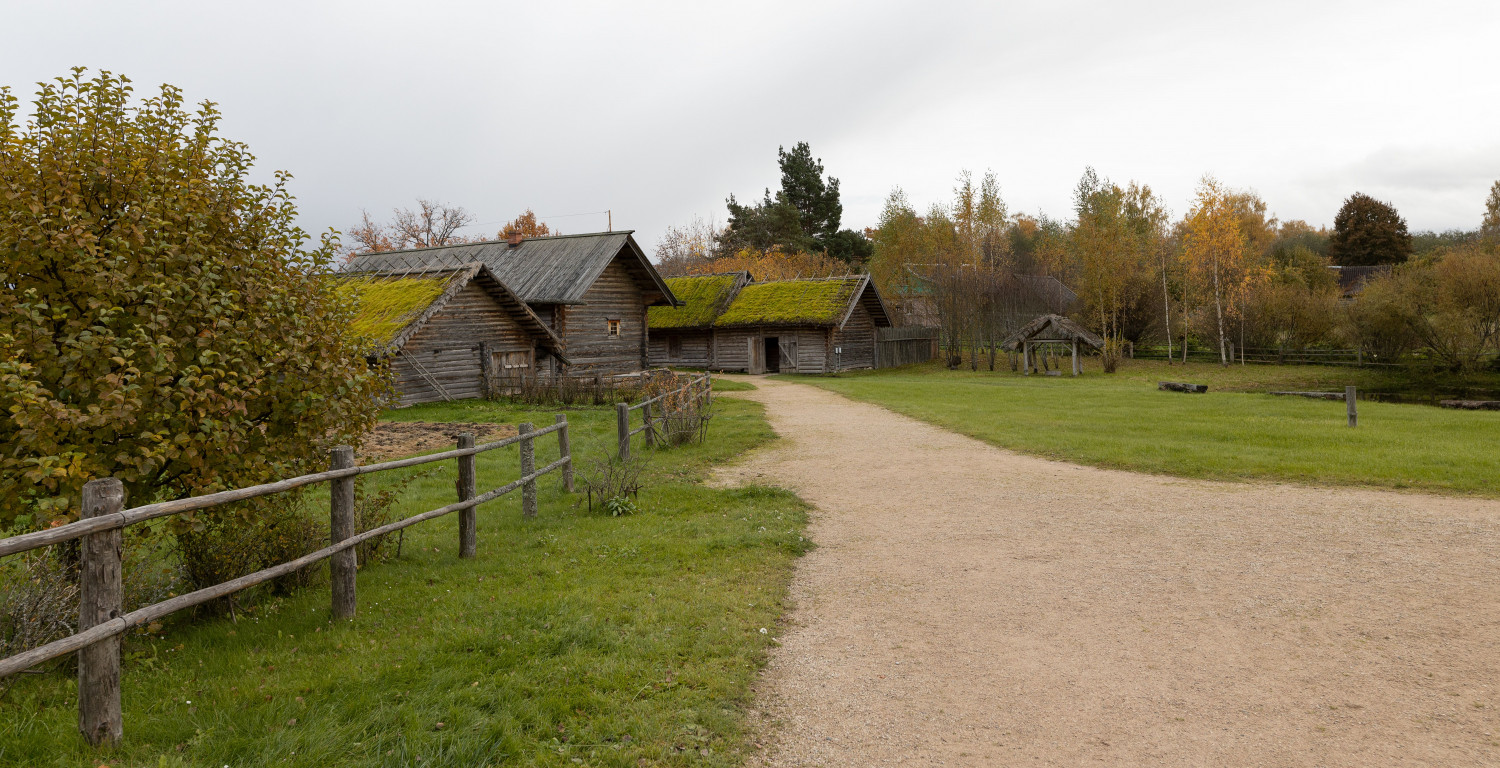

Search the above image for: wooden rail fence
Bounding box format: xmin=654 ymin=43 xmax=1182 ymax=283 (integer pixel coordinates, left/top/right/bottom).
xmin=616 ymin=373 xmax=713 ymax=461
xmin=0 ymin=416 xmax=575 ymax=747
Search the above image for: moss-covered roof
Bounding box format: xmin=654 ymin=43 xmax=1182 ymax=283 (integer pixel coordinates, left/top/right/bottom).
xmin=335 ymin=273 xmax=453 ymax=349
xmin=647 ymin=274 xmax=744 ymax=330
xmin=714 ymin=276 xmax=865 ymax=328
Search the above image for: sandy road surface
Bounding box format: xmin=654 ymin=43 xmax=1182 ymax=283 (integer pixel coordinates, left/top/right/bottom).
xmin=716 ymin=376 xmax=1500 ymax=766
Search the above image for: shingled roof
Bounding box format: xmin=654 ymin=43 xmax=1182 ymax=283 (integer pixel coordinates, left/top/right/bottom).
xmin=333 ymin=263 xmax=565 ymax=359
xmin=340 ymin=231 xmax=678 ymax=307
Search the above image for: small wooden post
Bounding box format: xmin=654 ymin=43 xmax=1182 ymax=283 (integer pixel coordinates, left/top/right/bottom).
xmin=1347 ymin=386 xmax=1358 ymax=428
xmin=78 ymin=477 xmax=124 ymax=747
xmin=330 ymin=446 xmax=357 ymax=620
xmin=616 ymin=402 xmax=630 ymax=461
xmin=519 ymin=422 xmax=538 ymax=519
xmin=1071 ymin=339 xmax=1080 ymax=376
xmin=1022 ymin=342 xmax=1031 ymax=375
xmin=643 ymin=400 xmax=655 ymax=448
xmin=556 ymin=414 xmax=574 ymax=492
xmin=457 ymin=433 xmax=477 ymax=558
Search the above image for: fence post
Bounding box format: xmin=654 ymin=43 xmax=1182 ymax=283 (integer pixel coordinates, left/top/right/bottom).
xmin=519 ymin=422 xmax=538 ymax=519
xmin=616 ymin=402 xmax=630 ymax=461
xmin=643 ymin=400 xmax=655 ymax=448
xmin=330 ymin=446 xmax=357 ymax=620
xmin=556 ymin=414 xmax=574 ymax=492
xmin=1347 ymin=386 xmax=1357 ymax=428
xmin=78 ymin=477 xmax=124 ymax=747
xmin=457 ymin=433 xmax=477 ymax=557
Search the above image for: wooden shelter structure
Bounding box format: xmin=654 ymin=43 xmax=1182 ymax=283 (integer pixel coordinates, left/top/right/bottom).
xmin=342 ymin=232 xmax=679 ymax=377
xmin=647 ymin=274 xmax=893 ymax=373
xmin=336 ymin=263 xmax=567 ymax=406
xmin=1001 ymin=314 xmax=1104 ymax=376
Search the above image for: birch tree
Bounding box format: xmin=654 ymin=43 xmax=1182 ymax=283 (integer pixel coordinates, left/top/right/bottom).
xmin=1182 ymin=176 xmax=1248 ymax=366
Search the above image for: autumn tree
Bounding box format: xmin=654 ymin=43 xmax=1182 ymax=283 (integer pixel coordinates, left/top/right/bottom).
xmin=1482 ymin=181 xmax=1500 ymax=244
xmin=0 ymin=69 xmax=388 ymax=529
xmin=346 ymin=198 xmax=476 ymax=255
xmin=1328 ymin=192 xmax=1412 ymax=266
xmin=499 ymin=208 xmax=554 ymax=238
xmin=654 ymin=217 xmax=724 ymax=276
xmin=1182 ymin=176 xmax=1248 ymax=366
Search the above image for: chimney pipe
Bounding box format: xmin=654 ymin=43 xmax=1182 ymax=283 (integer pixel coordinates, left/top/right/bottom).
xmin=506 ymin=231 xmax=523 ymax=248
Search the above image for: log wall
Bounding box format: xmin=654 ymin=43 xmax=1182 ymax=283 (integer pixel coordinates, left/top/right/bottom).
xmin=393 ymin=282 xmax=540 ymax=406
xmin=647 ymin=330 xmax=714 ymax=368
xmin=832 ymin=304 xmax=877 ymax=371
xmin=548 ymin=259 xmax=648 ymax=376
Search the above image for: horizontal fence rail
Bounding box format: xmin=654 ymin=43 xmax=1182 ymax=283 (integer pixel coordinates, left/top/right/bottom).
xmin=0 ymin=416 xmax=575 ymax=747
xmin=617 ymin=373 xmax=713 ymax=460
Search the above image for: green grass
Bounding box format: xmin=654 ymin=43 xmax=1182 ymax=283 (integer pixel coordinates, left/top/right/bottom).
xmin=0 ymin=398 xmax=808 ymax=767
xmin=784 ymin=358 xmax=1500 ymax=497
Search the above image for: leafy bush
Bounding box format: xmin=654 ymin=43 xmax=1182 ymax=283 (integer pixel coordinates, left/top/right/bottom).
xmin=0 ymin=69 xmax=390 ymax=530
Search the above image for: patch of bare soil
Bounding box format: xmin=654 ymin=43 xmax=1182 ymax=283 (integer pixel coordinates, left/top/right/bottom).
xmin=718 ymin=376 xmax=1500 ymax=767
xmin=363 ymin=422 xmax=515 ymax=461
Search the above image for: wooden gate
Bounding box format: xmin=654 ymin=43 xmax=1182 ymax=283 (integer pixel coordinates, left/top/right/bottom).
xmin=778 ymin=337 xmax=798 ymax=373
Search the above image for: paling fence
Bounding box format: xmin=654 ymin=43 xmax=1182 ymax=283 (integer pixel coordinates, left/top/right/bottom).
xmin=0 ymin=417 xmax=575 ymax=747
xmin=875 ymin=326 xmax=940 ymax=368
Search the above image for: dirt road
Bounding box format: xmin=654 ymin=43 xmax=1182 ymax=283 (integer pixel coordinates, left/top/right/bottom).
xmin=717 ymin=376 xmax=1500 ymax=766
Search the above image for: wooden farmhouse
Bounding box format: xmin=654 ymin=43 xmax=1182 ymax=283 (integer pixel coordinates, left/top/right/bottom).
xmin=648 ymin=274 xmax=893 ymax=374
xmin=343 ymin=232 xmax=679 ymax=378
xmin=337 ymin=263 xmax=568 ymax=406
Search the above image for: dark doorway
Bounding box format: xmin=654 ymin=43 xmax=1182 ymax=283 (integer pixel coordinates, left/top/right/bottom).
xmin=763 ymin=336 xmax=781 ymax=373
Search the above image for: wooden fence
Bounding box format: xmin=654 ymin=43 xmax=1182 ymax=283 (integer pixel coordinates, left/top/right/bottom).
xmin=0 ymin=417 xmax=575 ymax=747
xmin=616 ymin=373 xmax=713 ymax=461
xmin=1130 ymin=344 xmax=1405 ymax=367
xmin=875 ymin=326 xmax=939 ymax=369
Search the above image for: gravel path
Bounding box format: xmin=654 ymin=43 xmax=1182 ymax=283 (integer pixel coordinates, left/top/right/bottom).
xmin=717 ymin=376 xmax=1500 ymax=767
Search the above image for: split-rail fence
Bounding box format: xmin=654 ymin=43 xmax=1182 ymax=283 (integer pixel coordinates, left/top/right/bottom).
xmin=0 ymin=416 xmax=575 ymax=747
xmin=616 ymin=373 xmax=713 ymax=460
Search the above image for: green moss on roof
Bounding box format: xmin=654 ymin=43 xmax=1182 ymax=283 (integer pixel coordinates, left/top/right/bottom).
xmin=714 ymin=277 xmax=862 ymax=328
xmin=648 ymin=274 xmax=741 ymax=329
xmin=336 ymin=275 xmax=451 ymax=348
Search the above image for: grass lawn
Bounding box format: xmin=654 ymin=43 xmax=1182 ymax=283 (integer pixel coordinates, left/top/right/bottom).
xmin=0 ymin=389 xmax=807 ymax=767
xmin=783 ymin=358 xmax=1500 ymax=497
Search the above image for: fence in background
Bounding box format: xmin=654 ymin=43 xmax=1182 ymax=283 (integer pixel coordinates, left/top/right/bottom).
xmin=0 ymin=417 xmax=574 ymax=747
xmin=875 ymin=326 xmax=940 ymax=369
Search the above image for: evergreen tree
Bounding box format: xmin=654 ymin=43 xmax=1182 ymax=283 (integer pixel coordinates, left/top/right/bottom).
xmin=719 ymin=142 xmax=872 ymax=265
xmin=1328 ymin=192 xmax=1412 ymax=266
xmin=778 ymin=142 xmax=842 ymax=240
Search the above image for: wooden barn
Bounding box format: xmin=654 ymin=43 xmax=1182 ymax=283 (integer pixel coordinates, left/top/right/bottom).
xmin=337 ymin=263 xmax=568 ymax=406
xmin=646 ymin=272 xmax=752 ymax=368
xmin=647 ymin=274 xmax=892 ymax=374
xmin=342 ymin=232 xmax=678 ymax=377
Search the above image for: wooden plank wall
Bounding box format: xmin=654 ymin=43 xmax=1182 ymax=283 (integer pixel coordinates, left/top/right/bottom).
xmin=647 ymin=330 xmax=713 ymax=368
xmin=548 ymin=260 xmax=647 ymax=376
xmin=393 ymin=282 xmax=538 ymax=406
xmin=875 ymin=326 xmax=939 ymax=368
xmin=832 ymin=305 xmax=877 ymax=370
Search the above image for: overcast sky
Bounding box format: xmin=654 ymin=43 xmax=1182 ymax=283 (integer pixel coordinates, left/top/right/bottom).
xmin=6 ymin=1 xmax=1498 ymax=255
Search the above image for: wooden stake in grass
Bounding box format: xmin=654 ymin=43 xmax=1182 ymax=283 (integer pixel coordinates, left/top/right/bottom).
xmin=1347 ymin=386 xmax=1358 ymax=428
xmin=330 ymin=446 xmax=357 ymax=620
xmin=617 ymin=402 xmax=630 ymax=461
xmin=457 ymin=433 xmax=477 ymax=557
xmin=556 ymin=414 xmax=574 ymax=493
xmin=520 ymin=423 xmax=537 ymax=519
xmin=78 ymin=477 xmax=124 ymax=747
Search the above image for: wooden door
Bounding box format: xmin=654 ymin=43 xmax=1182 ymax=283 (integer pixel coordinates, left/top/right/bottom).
xmin=748 ymin=336 xmax=762 ymax=374
xmin=779 ymin=337 xmax=797 ymax=373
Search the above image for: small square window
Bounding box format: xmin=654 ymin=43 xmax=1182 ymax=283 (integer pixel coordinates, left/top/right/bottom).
xmin=607 ymin=319 xmax=621 ymax=338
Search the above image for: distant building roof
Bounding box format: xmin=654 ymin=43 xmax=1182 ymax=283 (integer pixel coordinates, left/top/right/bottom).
xmin=341 ymin=231 xmax=678 ymax=307
xmin=1001 ymin=313 xmax=1105 ymax=351
xmin=1328 ymin=265 xmax=1391 ymax=297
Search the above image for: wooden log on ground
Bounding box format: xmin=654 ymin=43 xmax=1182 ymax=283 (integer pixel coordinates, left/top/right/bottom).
xmin=1439 ymin=400 xmax=1500 ymax=410
xmin=1158 ymin=381 xmax=1208 ymax=393
xmin=1268 ymin=391 xmax=1344 ymax=400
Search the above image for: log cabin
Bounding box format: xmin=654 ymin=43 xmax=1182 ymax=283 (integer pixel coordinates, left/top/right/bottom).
xmin=336 ymin=263 xmax=567 ymax=406
xmin=343 ymin=232 xmax=678 ymax=378
xmin=648 ymin=274 xmax=892 ymax=374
